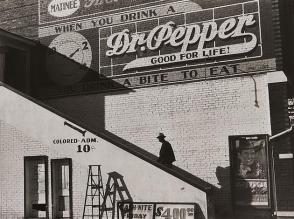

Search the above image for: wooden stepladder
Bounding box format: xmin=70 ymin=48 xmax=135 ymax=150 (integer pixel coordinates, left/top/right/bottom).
xmin=83 ymin=165 xmax=106 ymax=219
xmin=100 ymin=172 xmax=133 ymax=219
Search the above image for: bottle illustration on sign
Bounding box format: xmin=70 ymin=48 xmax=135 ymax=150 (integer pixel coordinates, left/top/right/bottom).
xmin=47 ymin=32 xmax=92 ymax=86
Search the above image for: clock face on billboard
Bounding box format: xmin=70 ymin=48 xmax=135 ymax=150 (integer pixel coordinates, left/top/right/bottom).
xmin=47 ymin=32 xmax=92 ymax=85
xmin=49 ymin=32 xmax=92 ymax=68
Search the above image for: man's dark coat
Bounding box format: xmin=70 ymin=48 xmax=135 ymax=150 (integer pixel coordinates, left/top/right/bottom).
xmin=158 ymin=141 xmax=176 ymax=165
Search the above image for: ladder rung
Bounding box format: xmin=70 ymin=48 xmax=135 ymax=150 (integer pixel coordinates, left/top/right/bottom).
xmin=119 ymin=199 xmax=132 ymax=203
xmin=118 ymin=187 xmax=127 ymax=190
xmin=85 ymin=204 xmax=101 ymax=206
xmin=83 ymin=215 xmax=100 ymax=216
xmin=103 ymin=207 xmax=115 ymax=211
xmin=91 ymin=185 xmax=103 ymax=189
xmin=88 ymin=185 xmax=103 ymax=189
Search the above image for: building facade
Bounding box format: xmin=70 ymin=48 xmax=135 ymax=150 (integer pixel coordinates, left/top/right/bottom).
xmin=1 ymin=0 xmax=294 ymax=219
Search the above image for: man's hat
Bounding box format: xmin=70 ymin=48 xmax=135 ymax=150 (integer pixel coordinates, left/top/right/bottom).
xmin=157 ymin=133 xmax=166 ymax=139
xmin=237 ymin=139 xmax=263 ymax=152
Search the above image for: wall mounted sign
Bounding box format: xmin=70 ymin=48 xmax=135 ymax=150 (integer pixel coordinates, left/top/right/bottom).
xmin=47 ymin=32 xmax=92 ymax=85
xmin=37 ymin=58 xmax=275 ymax=98
xmin=100 ymin=1 xmax=262 ymax=75
xmin=117 ymin=202 xmax=196 ymax=219
xmin=39 ymin=1 xmax=201 ymax=37
xmin=39 ymin=0 xmax=172 ymax=24
xmin=229 ymin=135 xmax=271 ymax=207
xmin=38 ymin=0 xmax=276 ymax=98
xmin=47 ymin=0 xmax=81 ymax=18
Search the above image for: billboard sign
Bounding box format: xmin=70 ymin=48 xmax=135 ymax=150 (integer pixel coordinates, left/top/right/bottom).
xmin=229 ymin=135 xmax=271 ymax=207
xmin=100 ymin=0 xmax=262 ymax=75
xmin=38 ymin=0 xmax=276 ymax=98
xmin=39 ymin=0 xmax=169 ymax=24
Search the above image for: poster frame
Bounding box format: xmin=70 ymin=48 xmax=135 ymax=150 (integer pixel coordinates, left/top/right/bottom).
xmin=229 ymin=134 xmax=272 ymax=210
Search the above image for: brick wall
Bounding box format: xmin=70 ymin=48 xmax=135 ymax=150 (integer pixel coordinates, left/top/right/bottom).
xmin=0 ymin=120 xmax=49 ymax=218
xmin=0 ymin=85 xmax=209 ymax=218
xmin=0 ymin=0 xmax=38 ymax=39
xmin=46 ymin=73 xmax=273 ymax=212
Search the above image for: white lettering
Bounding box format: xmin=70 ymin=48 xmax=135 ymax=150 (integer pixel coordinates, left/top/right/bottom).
xmin=147 ymin=21 xmax=174 ymax=50
xmin=180 ymin=24 xmax=201 ymax=53
xmin=168 ymin=26 xmax=186 ymax=47
xmin=218 ymin=18 xmax=236 ymax=39
xmin=106 ymin=29 xmax=131 ymax=56
xmin=106 ymin=15 xmax=257 ymax=57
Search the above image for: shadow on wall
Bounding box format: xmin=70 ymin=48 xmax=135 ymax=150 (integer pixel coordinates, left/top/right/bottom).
xmin=32 ymin=44 xmax=213 ymax=218
xmin=215 ymin=166 xmax=234 ymax=219
xmin=34 ymin=44 xmax=134 ymax=131
xmin=215 ymin=166 xmax=256 ymax=219
xmin=215 ymin=166 xmax=272 ymax=219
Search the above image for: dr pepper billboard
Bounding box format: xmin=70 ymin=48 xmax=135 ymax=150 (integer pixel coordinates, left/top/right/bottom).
xmin=38 ymin=0 xmax=276 ymax=98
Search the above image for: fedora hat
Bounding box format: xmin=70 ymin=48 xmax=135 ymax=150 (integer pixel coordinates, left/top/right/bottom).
xmin=237 ymin=138 xmax=263 ymax=152
xmin=157 ymin=133 xmax=166 ymax=139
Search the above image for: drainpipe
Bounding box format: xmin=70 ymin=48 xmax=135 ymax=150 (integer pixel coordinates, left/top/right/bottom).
xmin=269 ymin=126 xmax=293 ymax=141
xmin=269 ymin=126 xmax=293 ymax=219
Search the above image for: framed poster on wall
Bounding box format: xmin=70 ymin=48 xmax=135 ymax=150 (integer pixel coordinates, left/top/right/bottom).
xmin=229 ymin=135 xmax=271 ymax=208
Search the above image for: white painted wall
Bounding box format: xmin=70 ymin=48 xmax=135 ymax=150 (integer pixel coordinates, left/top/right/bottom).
xmin=0 ymin=86 xmax=208 ymax=218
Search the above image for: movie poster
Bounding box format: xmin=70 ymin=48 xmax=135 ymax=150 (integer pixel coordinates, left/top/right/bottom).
xmin=230 ymin=135 xmax=270 ymax=207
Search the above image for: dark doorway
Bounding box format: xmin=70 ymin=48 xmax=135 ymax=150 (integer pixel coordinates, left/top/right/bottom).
xmin=51 ymin=158 xmax=73 ymax=219
xmin=24 ymin=156 xmax=49 ymax=219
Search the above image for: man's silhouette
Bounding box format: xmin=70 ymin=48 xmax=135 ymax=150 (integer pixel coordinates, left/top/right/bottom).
xmin=157 ymin=133 xmax=176 ymax=166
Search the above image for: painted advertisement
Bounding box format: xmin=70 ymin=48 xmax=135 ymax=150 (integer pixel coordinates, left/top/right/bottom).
xmin=38 ymin=0 xmax=276 ymax=98
xmin=117 ymin=202 xmax=196 ymax=219
xmin=39 ymin=0 xmax=168 ymax=24
xmin=229 ymin=135 xmax=271 ymax=207
xmin=99 ymin=0 xmax=262 ymax=76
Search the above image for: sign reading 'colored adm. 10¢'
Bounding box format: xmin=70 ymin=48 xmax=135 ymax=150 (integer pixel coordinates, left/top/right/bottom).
xmin=99 ymin=0 xmax=262 ymax=76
